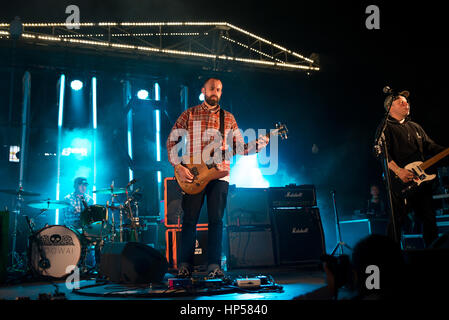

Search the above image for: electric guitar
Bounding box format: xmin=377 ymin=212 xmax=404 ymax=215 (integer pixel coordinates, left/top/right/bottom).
xmin=392 ymin=147 xmax=449 ymax=198
xmin=175 ymin=122 xmax=288 ymax=195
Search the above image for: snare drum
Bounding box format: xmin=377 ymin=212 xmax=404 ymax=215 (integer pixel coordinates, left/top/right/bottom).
xmin=29 ymin=225 xmax=85 ymax=279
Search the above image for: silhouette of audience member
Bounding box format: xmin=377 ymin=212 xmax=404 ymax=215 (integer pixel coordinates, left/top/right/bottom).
xmin=293 ymin=234 xmax=408 ymax=300
xmin=351 ymin=234 xmax=406 ymax=299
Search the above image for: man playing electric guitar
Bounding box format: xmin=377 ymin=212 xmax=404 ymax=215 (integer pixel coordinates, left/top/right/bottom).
xmin=375 ymin=90 xmax=448 ymax=247
xmin=166 ymin=77 xmax=270 ymax=278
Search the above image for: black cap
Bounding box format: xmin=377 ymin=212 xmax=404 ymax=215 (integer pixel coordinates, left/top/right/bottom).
xmin=74 ymin=177 xmax=88 ymax=186
xmin=384 ymin=90 xmax=410 ymax=110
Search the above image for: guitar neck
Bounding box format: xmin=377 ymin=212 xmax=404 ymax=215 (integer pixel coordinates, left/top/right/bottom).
xmin=420 ymin=148 xmax=449 ymax=170
xmin=223 ymin=128 xmax=280 ymax=161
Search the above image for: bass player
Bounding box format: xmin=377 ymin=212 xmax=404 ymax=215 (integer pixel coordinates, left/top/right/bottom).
xmin=166 ymin=77 xmax=270 ymax=278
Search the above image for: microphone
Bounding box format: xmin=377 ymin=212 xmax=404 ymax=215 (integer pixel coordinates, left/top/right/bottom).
xmin=127 ymin=178 xmax=137 ymax=187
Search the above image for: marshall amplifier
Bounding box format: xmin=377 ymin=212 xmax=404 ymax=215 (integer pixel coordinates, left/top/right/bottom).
xmin=268 ymin=185 xmax=317 ymax=208
xmin=164 ymin=177 xmax=208 ymax=228
xmin=271 ymin=207 xmax=325 ymax=265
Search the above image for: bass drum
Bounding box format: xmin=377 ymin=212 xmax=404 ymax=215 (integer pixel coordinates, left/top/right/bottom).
xmin=29 ymin=225 xmax=84 ymax=279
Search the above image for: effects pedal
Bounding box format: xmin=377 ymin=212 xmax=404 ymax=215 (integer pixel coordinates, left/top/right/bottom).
xmin=236 ymin=278 xmax=261 ymax=288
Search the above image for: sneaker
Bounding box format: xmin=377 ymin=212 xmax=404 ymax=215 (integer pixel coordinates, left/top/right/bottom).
xmin=207 ymin=264 xmax=225 ymax=279
xmin=177 ymin=264 xmax=192 ymax=278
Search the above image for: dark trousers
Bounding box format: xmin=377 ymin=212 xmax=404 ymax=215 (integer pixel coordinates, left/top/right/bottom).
xmin=387 ymin=184 xmax=438 ymax=247
xmin=179 ymin=179 xmax=229 ymax=267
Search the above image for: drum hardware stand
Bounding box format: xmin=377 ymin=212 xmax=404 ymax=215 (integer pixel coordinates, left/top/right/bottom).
xmin=9 ymin=191 xmax=26 ymax=271
xmin=330 ymin=190 xmax=352 ymax=256
xmin=24 ymin=216 xmax=50 ymax=274
xmin=124 ymin=186 xmax=141 ymax=242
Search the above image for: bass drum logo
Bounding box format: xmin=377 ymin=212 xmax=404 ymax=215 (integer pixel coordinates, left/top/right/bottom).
xmin=39 ymin=234 xmax=75 ymax=246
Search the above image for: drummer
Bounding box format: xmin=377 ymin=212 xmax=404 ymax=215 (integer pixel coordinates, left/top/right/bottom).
xmin=63 ymin=177 xmax=93 ymax=229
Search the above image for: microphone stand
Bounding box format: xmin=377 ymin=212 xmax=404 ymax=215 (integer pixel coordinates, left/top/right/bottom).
xmin=330 ymin=190 xmax=351 ymax=256
xmin=373 ymin=100 xmax=399 ymax=244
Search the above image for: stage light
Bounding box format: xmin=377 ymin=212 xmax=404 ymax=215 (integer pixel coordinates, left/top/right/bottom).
xmin=56 ymin=74 xmax=66 ymax=225
xmin=199 ymin=93 xmax=205 ymax=101
xmin=137 ymin=89 xmax=149 ymax=100
xmin=230 ymin=154 xmax=269 ymax=188
xmin=61 ymin=147 xmax=88 ymax=157
xmin=9 ymin=146 xmax=20 ymax=162
xmin=92 ymin=77 xmax=97 ymax=203
xmin=70 ymin=80 xmax=83 ymax=91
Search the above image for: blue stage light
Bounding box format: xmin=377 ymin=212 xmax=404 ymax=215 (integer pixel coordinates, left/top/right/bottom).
xmin=230 ymin=154 xmax=270 ymax=188
xmin=137 ymin=89 xmax=149 ymax=100
xmin=70 ymin=80 xmax=83 ymax=91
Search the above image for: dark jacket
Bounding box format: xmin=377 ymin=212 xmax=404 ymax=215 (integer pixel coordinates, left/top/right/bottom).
xmin=375 ymin=116 xmax=446 ymax=168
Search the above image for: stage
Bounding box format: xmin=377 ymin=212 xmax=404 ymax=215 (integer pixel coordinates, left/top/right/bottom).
xmin=0 ymin=265 xmax=336 ymax=300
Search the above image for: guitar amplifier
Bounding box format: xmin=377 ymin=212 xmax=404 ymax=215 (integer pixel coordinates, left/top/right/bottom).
xmin=268 ymin=185 xmax=317 ymax=208
xmin=226 ymin=226 xmax=276 ymax=269
xmin=164 ymin=177 xmax=208 ymax=228
xmin=165 ymin=227 xmax=208 ymax=271
xmin=271 ymin=207 xmax=325 ymax=265
xmin=226 ymin=186 xmax=271 ymax=227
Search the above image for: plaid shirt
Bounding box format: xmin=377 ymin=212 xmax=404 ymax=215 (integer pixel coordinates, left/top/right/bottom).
xmin=167 ymin=102 xmax=268 ymax=180
xmin=63 ymin=192 xmax=93 ymax=228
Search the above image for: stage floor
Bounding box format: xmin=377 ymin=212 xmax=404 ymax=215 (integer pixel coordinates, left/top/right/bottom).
xmin=0 ymin=266 xmax=331 ymax=300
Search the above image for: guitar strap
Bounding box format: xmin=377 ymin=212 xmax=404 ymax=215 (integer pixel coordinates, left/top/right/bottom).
xmin=219 ymin=108 xmax=225 ymax=138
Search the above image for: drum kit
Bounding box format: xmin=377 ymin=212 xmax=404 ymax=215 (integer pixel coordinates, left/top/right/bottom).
xmin=1 ymin=179 xmax=143 ymax=280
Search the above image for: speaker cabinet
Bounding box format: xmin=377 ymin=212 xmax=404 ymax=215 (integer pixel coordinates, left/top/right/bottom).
xmin=165 ymin=227 xmax=209 ymax=270
xmin=226 ymin=226 xmax=276 ymax=269
xmin=99 ymin=242 xmax=168 ymax=283
xmin=271 ymin=207 xmax=325 ymax=265
xmin=339 ymin=219 xmax=372 ymax=254
xmin=226 ymin=187 xmax=270 ymax=227
xmin=164 ymin=177 xmax=208 ymax=227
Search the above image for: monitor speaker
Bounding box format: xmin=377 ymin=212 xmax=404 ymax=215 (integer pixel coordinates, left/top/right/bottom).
xmin=99 ymin=242 xmax=168 ymax=283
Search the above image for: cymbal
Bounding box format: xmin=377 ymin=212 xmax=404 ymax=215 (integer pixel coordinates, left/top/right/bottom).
xmin=27 ymin=200 xmax=71 ymax=210
xmin=0 ymin=189 xmax=41 ymax=197
xmin=93 ymin=188 xmax=127 ymax=195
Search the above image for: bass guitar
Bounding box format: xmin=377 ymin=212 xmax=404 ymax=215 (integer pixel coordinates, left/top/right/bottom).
xmin=175 ymin=122 xmax=288 ymax=195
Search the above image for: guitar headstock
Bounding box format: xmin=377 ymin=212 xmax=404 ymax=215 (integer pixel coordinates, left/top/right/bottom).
xmin=274 ymin=122 xmax=288 ymax=140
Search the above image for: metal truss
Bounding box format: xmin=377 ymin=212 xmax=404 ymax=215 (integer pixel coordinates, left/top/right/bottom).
xmin=0 ymin=21 xmax=319 ymax=72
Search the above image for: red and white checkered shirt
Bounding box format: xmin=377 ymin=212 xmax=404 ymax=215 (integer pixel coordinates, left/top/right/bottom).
xmin=166 ymin=102 xmax=268 ymax=180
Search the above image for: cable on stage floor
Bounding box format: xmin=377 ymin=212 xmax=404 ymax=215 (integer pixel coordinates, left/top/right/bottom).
xmin=71 ymin=274 xmax=284 ymax=298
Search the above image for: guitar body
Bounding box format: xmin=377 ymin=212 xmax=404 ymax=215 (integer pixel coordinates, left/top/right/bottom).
xmin=392 ymin=161 xmax=437 ymax=198
xmin=175 ymin=156 xmax=229 ymax=195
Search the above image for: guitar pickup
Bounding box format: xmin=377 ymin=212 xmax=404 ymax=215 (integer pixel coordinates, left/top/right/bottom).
xmin=190 ymin=167 xmax=199 ymax=176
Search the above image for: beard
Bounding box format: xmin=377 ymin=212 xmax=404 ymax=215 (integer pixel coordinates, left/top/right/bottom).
xmin=205 ymin=94 xmax=219 ymax=106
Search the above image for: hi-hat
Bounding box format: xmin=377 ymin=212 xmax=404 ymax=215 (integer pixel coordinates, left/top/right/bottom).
xmin=0 ymin=189 xmax=41 ymax=197
xmin=27 ymin=200 xmax=71 ymax=210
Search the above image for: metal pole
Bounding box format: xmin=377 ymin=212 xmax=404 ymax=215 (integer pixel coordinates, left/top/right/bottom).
xmin=11 ymin=71 xmax=31 ymax=267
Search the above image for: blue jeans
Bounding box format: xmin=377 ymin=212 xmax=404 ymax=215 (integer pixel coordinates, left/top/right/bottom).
xmin=179 ymin=179 xmax=229 ymax=268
